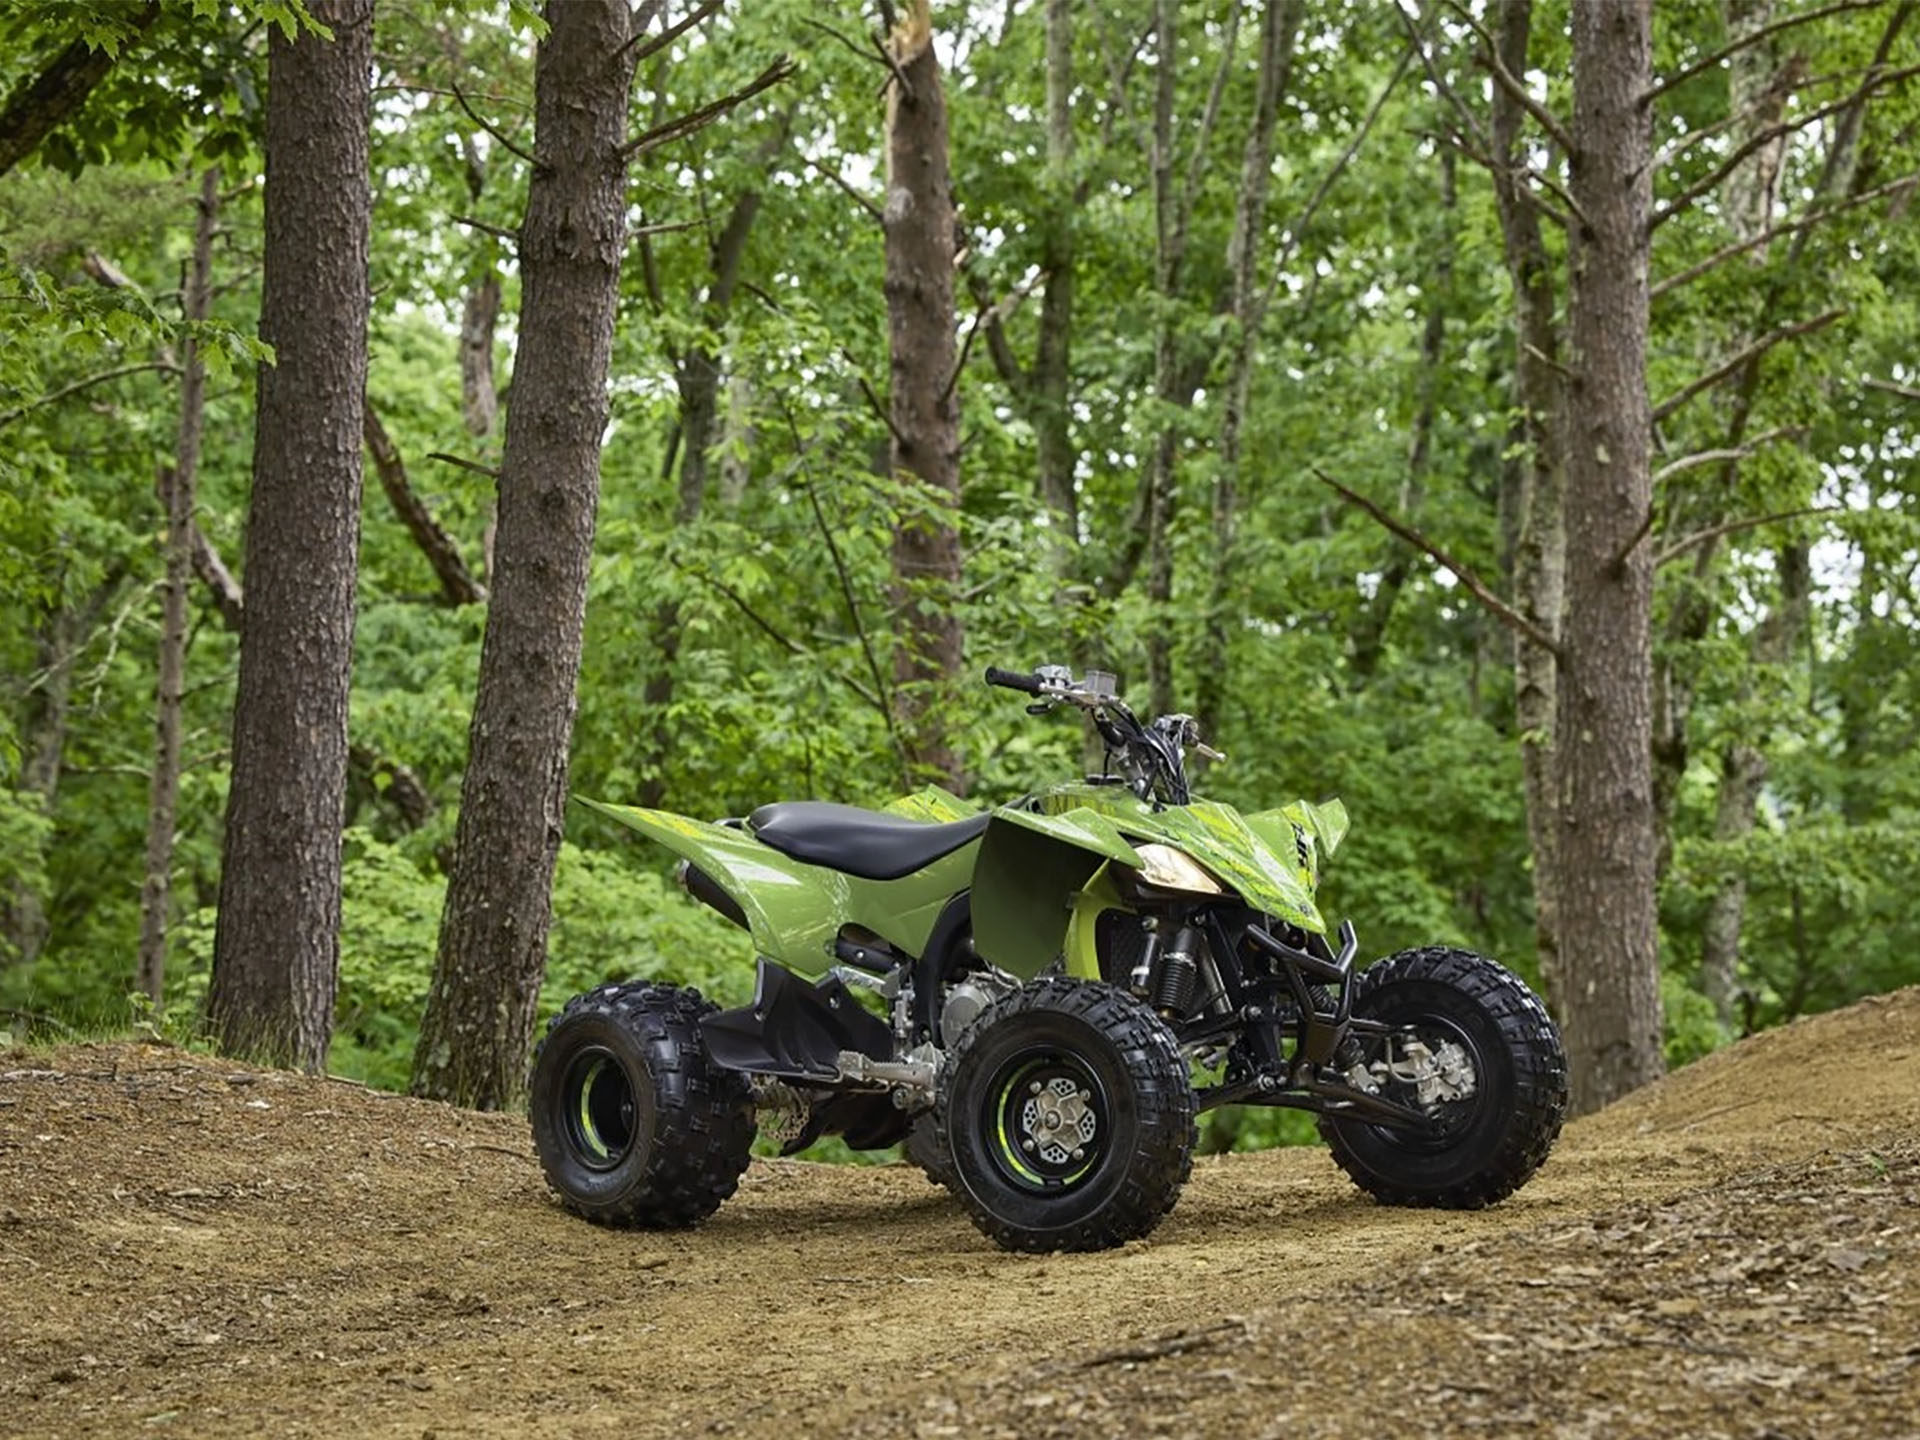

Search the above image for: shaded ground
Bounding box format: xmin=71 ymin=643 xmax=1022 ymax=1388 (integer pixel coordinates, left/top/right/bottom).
xmin=2 ymin=988 xmax=1917 ymax=1439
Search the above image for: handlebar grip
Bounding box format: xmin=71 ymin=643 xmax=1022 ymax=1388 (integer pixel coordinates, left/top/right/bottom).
xmin=984 ymin=666 xmax=1044 ymax=696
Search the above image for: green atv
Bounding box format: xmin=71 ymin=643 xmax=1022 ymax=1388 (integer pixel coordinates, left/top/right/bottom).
xmin=530 ymin=665 xmax=1568 ymax=1253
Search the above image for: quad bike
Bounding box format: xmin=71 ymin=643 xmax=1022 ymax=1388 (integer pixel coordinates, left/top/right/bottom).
xmin=529 ymin=665 xmax=1569 ymax=1253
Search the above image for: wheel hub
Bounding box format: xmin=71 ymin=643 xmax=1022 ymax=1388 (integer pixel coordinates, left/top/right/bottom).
xmin=1019 ymin=1075 xmax=1098 ymax=1167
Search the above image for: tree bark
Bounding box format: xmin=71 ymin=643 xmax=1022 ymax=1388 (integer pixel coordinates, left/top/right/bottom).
xmin=883 ymin=2 xmax=964 ymax=790
xmin=412 ymin=0 xmax=641 ymax=1109
xmin=1558 ymin=0 xmax=1664 ymax=1114
xmin=207 ymin=0 xmax=372 ymax=1072
xmin=1491 ymin=0 xmax=1569 ymax=1010
xmin=136 ymin=167 xmax=218 ymax=1008
xmin=0 ymin=1 xmax=159 ymax=177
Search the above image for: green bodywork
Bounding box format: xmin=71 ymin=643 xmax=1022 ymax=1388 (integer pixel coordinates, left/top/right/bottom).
xmin=578 ymin=797 xmax=978 ymax=975
xmin=579 ymin=784 xmax=1347 ymax=984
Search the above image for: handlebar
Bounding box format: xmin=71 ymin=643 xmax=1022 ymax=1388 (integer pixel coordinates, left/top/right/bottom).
xmin=983 ymin=666 xmax=1045 ymax=696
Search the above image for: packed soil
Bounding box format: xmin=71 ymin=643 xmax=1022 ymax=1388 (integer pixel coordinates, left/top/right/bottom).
xmin=3 ymin=988 xmax=1918 ymax=1440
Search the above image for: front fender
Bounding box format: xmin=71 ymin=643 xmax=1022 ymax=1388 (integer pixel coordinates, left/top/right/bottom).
xmin=971 ymin=806 xmax=1143 ymax=979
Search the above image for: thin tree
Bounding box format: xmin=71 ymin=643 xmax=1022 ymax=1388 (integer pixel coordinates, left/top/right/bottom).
xmin=207 ymin=0 xmax=372 ymax=1070
xmin=882 ymin=0 xmax=965 ymax=790
xmin=136 ymin=166 xmax=218 ymax=1007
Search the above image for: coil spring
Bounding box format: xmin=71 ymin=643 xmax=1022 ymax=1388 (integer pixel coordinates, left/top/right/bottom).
xmin=1155 ymin=950 xmax=1198 ymax=1014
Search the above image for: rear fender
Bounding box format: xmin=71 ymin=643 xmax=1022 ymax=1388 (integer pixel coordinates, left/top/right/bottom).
xmin=578 ymin=797 xmax=976 ymax=973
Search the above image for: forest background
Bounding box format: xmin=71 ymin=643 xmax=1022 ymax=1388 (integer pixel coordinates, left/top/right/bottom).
xmin=2 ymin=0 xmax=1917 ymax=1152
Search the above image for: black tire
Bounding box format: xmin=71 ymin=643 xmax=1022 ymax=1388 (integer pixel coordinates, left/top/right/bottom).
xmin=529 ymin=981 xmax=754 ymax=1228
xmin=904 ymin=1113 xmax=958 ymax=1193
xmin=1319 ymin=947 xmax=1567 ymax=1209
xmin=936 ymin=977 xmax=1195 ymax=1253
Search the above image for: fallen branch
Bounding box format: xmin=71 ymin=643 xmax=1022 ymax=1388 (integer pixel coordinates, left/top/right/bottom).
xmin=364 ymin=402 xmax=486 ymax=606
xmin=1079 ymin=1321 xmax=1248 ymax=1369
xmin=1311 ymin=466 xmax=1560 ymax=656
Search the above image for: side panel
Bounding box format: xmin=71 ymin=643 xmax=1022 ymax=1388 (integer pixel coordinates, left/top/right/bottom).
xmin=970 ymin=811 xmax=1131 ymax=978
xmin=577 ymin=798 xmax=975 ymax=972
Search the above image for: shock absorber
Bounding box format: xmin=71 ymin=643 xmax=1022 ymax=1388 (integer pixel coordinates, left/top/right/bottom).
xmin=1154 ymin=925 xmax=1201 ymax=1016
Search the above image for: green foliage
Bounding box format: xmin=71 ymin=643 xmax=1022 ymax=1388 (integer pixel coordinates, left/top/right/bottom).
xmin=3 ymin=0 xmax=1918 ymax=1159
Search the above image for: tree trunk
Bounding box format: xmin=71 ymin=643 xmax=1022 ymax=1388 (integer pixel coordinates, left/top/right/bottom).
xmin=883 ymin=2 xmax=964 ymax=790
xmin=1194 ymin=0 xmax=1302 ymax=744
xmin=1143 ymin=0 xmax=1185 ymax=721
xmin=1557 ymin=0 xmax=1664 ymax=1114
xmin=1491 ymin=0 xmax=1568 ymax=1008
xmin=136 ymin=167 xmax=218 ymax=1008
xmin=412 ymin=0 xmax=640 ymax=1109
xmin=1033 ymin=0 xmax=1078 ymax=545
xmin=207 ymin=0 xmax=372 ymax=1072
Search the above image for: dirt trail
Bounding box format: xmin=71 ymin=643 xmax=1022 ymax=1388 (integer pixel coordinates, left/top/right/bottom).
xmin=2 ymin=989 xmax=1917 ymax=1439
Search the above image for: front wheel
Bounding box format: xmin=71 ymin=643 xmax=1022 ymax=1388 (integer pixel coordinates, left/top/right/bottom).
xmin=529 ymin=982 xmax=755 ymax=1228
xmin=1320 ymin=948 xmax=1567 ymax=1208
xmin=936 ymin=978 xmax=1195 ymax=1253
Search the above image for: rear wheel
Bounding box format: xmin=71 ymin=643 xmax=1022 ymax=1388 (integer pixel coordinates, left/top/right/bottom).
xmin=1320 ymin=948 xmax=1566 ymax=1208
xmin=529 ymin=982 xmax=754 ymax=1227
xmin=937 ymin=978 xmax=1194 ymax=1252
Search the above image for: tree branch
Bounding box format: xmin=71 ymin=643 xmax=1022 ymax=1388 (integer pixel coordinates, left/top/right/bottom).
xmin=623 ymin=0 xmax=723 ymax=67
xmin=364 ymin=402 xmax=487 ymax=606
xmin=1867 ymin=376 xmax=1920 ymax=402
xmin=801 ymin=481 xmax=898 ymax=744
xmin=448 ymin=80 xmax=535 ymax=168
xmin=669 ymin=558 xmax=882 ymax=711
xmin=1441 ymin=0 xmax=1576 ymax=156
xmin=1651 ymin=172 xmax=1920 ymax=299
xmin=1650 ymin=66 xmax=1920 ymax=230
xmin=1311 ymin=466 xmax=1560 ymax=656
xmin=453 ymin=213 xmax=519 ymax=246
xmin=1392 ymin=0 xmax=1492 ymax=158
xmin=0 ymin=1 xmax=160 ymax=178
xmin=0 ymin=360 xmax=182 ymax=429
xmin=426 ymin=451 xmax=501 ymax=481
xmin=804 ymin=155 xmax=883 ymax=223
xmin=190 ymin=525 xmax=244 ymax=632
xmin=1641 ymin=0 xmax=1891 ymax=107
xmin=1654 ymin=508 xmax=1839 ymax=567
xmin=620 ymin=55 xmax=798 ymax=159
xmin=1652 ymin=309 xmax=1845 ymax=424
xmin=800 ymin=16 xmax=889 ymax=70
xmin=1652 ymin=427 xmax=1805 ymax=486
xmin=1265 ymin=46 xmax=1412 ymax=303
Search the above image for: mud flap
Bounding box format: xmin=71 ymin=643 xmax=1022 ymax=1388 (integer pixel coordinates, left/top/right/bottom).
xmin=701 ymin=959 xmax=894 ymax=1082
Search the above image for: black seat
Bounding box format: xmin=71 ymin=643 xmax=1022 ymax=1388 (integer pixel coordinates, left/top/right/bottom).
xmin=748 ymin=801 xmax=989 ymax=881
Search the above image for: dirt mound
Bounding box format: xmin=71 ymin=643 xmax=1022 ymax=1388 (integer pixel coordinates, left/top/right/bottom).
xmin=2 ymin=987 xmax=1916 ymax=1439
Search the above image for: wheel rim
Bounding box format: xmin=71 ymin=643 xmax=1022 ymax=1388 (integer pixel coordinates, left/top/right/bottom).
xmin=1360 ymin=1014 xmax=1488 ymax=1152
xmin=561 ymin=1047 xmax=637 ymax=1171
xmin=983 ymin=1049 xmax=1109 ymax=1193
